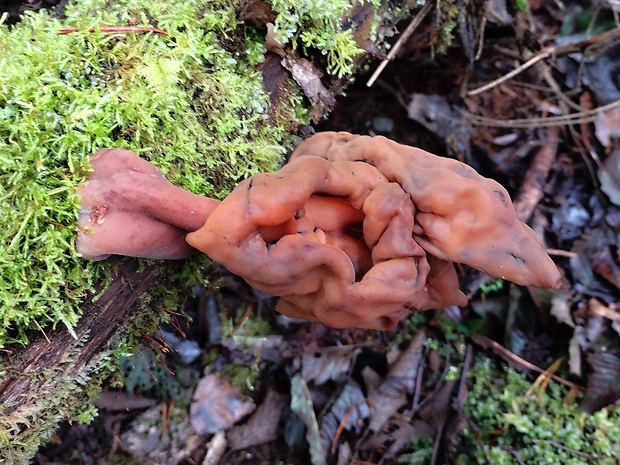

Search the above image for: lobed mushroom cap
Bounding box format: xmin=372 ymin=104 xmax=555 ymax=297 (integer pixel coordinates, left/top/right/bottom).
xmin=187 ymin=152 xmax=468 ymax=330
xmin=187 ymin=131 xmax=560 ymax=329
xmin=292 ymin=132 xmax=562 ymax=289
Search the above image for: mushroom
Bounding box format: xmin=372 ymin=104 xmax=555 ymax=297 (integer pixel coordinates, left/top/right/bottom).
xmin=288 ymin=132 xmax=562 ymax=288
xmin=76 ymin=148 xmax=220 ymax=260
xmin=186 ymin=155 xmax=467 ymax=329
xmin=77 ymin=133 xmax=561 ymax=330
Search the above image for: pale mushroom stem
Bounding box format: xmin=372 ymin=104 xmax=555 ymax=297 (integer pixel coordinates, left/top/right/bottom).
xmin=76 ymin=148 xmax=221 ymax=260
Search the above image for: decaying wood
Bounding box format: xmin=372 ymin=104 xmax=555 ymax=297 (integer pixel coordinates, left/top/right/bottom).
xmin=0 ymin=260 xmax=159 ymax=463
xmin=0 ymin=260 xmax=156 ymax=412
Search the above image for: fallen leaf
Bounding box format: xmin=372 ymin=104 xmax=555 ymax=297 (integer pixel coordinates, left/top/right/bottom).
xmin=594 ymin=107 xmax=620 ymax=148
xmin=290 ymin=374 xmax=327 ymax=465
xmin=190 ymin=374 xmax=255 ymax=434
xmin=582 ymin=346 xmax=620 ymax=412
xmin=228 ymin=389 xmax=288 ymax=450
xmin=319 ymin=382 xmax=369 ymax=453
xmin=302 ymin=345 xmax=360 ymax=385
xmin=282 ymin=53 xmax=336 ymax=123
xmin=367 ymin=330 xmax=426 ymax=432
xmin=550 ymin=296 xmax=575 ymax=328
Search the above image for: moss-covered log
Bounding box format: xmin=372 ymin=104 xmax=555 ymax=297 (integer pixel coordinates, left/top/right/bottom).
xmin=0 ymin=0 xmax=416 ymax=461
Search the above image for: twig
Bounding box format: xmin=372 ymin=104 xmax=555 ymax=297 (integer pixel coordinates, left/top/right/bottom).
xmin=366 ymin=0 xmax=433 ymax=87
xmin=471 ymin=334 xmax=585 ymax=392
xmin=467 ymin=49 xmax=553 ymax=97
xmin=459 ymin=97 xmax=620 ymax=128
xmin=468 ymin=49 xmax=553 ymax=97
xmin=466 ymin=26 xmax=620 ymax=96
xmin=410 ymin=345 xmax=427 ymax=410
xmin=408 ymin=346 xmax=453 ymax=418
xmin=466 ymin=417 xmax=496 ymax=465
xmin=429 ymin=347 xmax=458 ymax=465
xmin=530 ymin=439 xmax=608 ymax=459
xmin=545 ymin=248 xmax=578 ymax=258
xmin=430 ymin=406 xmax=448 ymax=465
xmin=456 ymin=344 xmax=474 ymax=405
xmin=58 ymin=26 xmax=169 ymax=35
xmin=525 ymin=357 xmax=565 ymax=400
xmin=540 ymin=65 xmax=585 ymax=113
xmin=331 ymin=404 xmax=355 ymax=454
xmin=502 ymin=446 xmax=526 ymax=465
xmin=513 ymin=126 xmax=559 ymax=222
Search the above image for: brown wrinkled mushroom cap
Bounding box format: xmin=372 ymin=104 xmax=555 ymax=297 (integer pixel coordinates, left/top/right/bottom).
xmin=77 ymin=148 xmax=219 ymax=260
xmin=77 ymin=133 xmax=560 ymax=330
xmin=187 ymin=132 xmax=560 ymax=330
xmin=292 ymin=132 xmax=562 ymax=289
xmin=186 ymin=153 xmax=465 ymax=330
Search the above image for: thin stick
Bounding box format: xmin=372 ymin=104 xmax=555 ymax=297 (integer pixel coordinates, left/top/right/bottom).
xmin=531 ymin=439 xmax=608 ymax=459
xmin=471 ymin=334 xmax=584 ymax=392
xmin=460 ymin=97 xmax=620 ymax=128
xmin=366 ymin=0 xmax=433 ymax=87
xmin=466 ymin=26 xmax=620 ymax=96
xmin=467 ymin=50 xmax=552 ymax=96
xmin=59 ymin=26 xmax=169 ymax=35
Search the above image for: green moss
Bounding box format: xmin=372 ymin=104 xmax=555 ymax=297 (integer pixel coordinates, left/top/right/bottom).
xmin=398 ymin=434 xmax=434 ymax=464
xmin=223 ymin=363 xmax=261 ymax=397
xmin=267 ymin=0 xmax=378 ymax=77
xmin=0 ymin=0 xmax=308 ymax=347
xmin=457 ymin=357 xmax=620 ymax=465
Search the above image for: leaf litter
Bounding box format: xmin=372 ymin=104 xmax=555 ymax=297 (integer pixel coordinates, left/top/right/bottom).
xmin=23 ymin=0 xmax=620 ymax=463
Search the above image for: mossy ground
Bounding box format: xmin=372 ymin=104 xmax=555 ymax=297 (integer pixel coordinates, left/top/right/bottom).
xmin=397 ymin=334 xmax=620 ymax=465
xmin=0 ymin=0 xmax=375 ymax=348
xmin=0 ymin=0 xmax=304 ymax=347
xmin=459 ymin=357 xmax=619 ymax=465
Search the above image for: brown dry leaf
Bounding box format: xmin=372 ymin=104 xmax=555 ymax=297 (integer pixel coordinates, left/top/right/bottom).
xmin=358 ymin=417 xmax=434 ymax=456
xmin=367 ymin=330 xmax=425 ymax=432
xmin=407 ymin=93 xmax=473 ymax=159
xmin=591 ymin=245 xmax=620 ymax=289
xmin=416 ymin=381 xmax=456 ymax=431
xmin=302 ymin=346 xmax=360 ymax=385
xmin=228 ymin=389 xmax=288 ymax=450
xmin=319 ymin=382 xmax=369 ymax=454
xmin=594 ymin=107 xmax=620 ymax=147
xmin=582 ymin=347 xmax=620 ymax=412
xmin=599 ymin=147 xmax=620 ymax=207
xmin=282 ymin=53 xmax=336 ymax=122
xmin=190 ymin=374 xmax=255 ymax=434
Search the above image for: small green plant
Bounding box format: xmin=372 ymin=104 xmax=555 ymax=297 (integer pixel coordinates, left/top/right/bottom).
xmin=221 ymin=306 xmax=274 ymax=339
xmin=457 ymin=357 xmax=620 ymax=465
xmin=223 ymin=363 xmax=261 ymax=396
xmin=480 ymin=279 xmax=505 ymax=295
xmin=268 ymin=0 xmax=377 ymax=77
xmin=398 ymin=434 xmax=434 ymax=464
